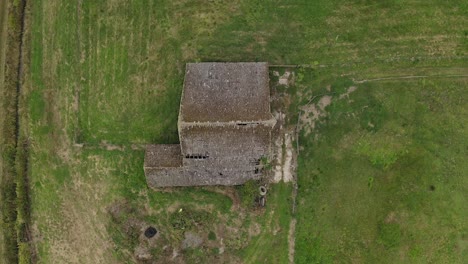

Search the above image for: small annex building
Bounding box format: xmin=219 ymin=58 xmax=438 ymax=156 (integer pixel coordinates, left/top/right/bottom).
xmin=144 ymin=62 xmax=275 ymax=187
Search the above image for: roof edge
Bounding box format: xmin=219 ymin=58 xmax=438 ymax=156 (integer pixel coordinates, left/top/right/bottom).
xmin=179 ymin=116 xmax=276 ymax=128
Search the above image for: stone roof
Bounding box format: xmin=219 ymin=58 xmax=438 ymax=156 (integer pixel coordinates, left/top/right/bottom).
xmin=179 ymin=62 xmax=270 ymax=123
xmin=144 ymin=144 xmax=182 ymax=168
xmin=179 ymin=124 xmax=272 ymax=163
xmin=144 ymin=62 xmax=274 ymax=188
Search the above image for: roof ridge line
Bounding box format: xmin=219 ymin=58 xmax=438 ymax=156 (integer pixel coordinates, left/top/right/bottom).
xmin=179 ymin=117 xmax=276 ymax=128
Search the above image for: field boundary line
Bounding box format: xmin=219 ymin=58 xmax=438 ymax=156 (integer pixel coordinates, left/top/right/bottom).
xmin=73 ymin=0 xmax=83 ymax=143
xmin=269 ymin=55 xmax=468 ymax=69
xmin=353 ymin=74 xmax=468 ymax=83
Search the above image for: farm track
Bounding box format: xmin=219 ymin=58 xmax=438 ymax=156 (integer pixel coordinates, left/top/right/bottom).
xmin=269 ymin=55 xmax=468 ymax=69
xmin=353 ymin=74 xmax=468 ymax=83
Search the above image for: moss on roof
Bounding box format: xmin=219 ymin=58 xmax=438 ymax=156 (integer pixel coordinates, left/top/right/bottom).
xmin=180 ymin=62 xmax=271 ymax=123
xmin=144 ymin=144 xmax=182 ymax=168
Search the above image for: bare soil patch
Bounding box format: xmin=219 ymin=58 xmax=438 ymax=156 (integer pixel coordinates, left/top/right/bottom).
xmin=272 ymin=131 xmax=284 ymax=183
xmin=283 ymin=133 xmax=294 ymax=183
xmin=300 ymin=94 xmax=333 ymax=136
xmin=288 ymin=219 xmax=297 ymax=264
xmin=339 ymin=86 xmax=357 ymax=99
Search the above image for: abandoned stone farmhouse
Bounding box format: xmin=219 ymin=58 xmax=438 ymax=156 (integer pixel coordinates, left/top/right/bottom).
xmin=144 ymin=62 xmax=276 ymax=187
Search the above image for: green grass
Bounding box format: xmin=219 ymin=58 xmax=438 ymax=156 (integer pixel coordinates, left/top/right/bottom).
xmin=22 ymin=0 xmax=468 ymax=262
xmin=295 ymin=78 xmax=468 ymax=263
xmin=241 ymin=182 xmax=293 ymax=263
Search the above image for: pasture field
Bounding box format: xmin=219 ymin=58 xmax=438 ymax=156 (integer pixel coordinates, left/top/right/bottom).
xmin=14 ymin=0 xmax=468 ymax=263
xmin=294 ymin=76 xmax=467 ymax=263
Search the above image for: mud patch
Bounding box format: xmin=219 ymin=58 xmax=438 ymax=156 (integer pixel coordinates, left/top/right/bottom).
xmin=182 ymin=232 xmax=203 ymax=249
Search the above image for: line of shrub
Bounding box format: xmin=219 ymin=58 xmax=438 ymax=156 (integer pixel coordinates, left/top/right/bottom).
xmin=0 ymin=0 xmax=31 ymax=263
xmin=15 ymin=138 xmax=32 ymax=264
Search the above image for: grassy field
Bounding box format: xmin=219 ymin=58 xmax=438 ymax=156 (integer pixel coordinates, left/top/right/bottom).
xmin=294 ymin=77 xmax=467 ymax=263
xmin=17 ymin=0 xmax=468 ymax=263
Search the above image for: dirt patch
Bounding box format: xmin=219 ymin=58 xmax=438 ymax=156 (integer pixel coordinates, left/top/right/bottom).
xmin=318 ymin=95 xmax=332 ymax=110
xmin=300 ymin=95 xmax=333 ymax=136
xmin=279 ymin=71 xmax=292 ymax=86
xmin=385 ymin=211 xmax=397 ymax=223
xmin=134 ymin=245 xmax=152 ymax=261
xmin=99 ymin=141 xmax=124 ymax=151
xmin=288 ymin=219 xmax=296 ymax=264
xmin=248 ymin=222 xmax=261 ymax=237
xmin=273 ymin=134 xmax=284 ymax=183
xmin=282 ymin=133 xmax=293 ymax=183
xmin=181 ymin=232 xmax=203 ymax=249
xmin=339 ymin=86 xmax=358 ymax=100
xmin=271 ymin=109 xmax=296 ymax=184
xmin=273 ymin=70 xmax=294 ymax=87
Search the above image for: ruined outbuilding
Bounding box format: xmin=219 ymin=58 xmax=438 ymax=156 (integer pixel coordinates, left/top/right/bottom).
xmin=144 ymin=62 xmax=275 ymax=187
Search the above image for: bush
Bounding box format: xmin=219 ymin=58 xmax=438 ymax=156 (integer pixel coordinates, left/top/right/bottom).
xmin=237 ymin=180 xmax=260 ymax=208
xmin=1 ymin=1 xmax=32 ymax=262
xmin=208 ymin=231 xmax=216 ymax=241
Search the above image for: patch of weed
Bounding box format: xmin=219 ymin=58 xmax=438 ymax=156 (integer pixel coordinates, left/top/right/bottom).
xmin=169 ymin=207 xmax=213 ymax=231
xmin=236 ymin=180 xmax=260 ymax=209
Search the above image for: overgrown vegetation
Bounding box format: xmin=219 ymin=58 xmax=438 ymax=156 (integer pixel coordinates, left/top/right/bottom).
xmin=0 ymin=0 xmax=31 ymax=263
xmin=15 ymin=138 xmax=32 ymax=264
xmin=169 ymin=206 xmax=213 ymax=231
xmin=237 ymin=180 xmax=261 ymax=208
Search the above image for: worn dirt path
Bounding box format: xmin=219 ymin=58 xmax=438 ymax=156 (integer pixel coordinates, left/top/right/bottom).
xmin=353 ymin=74 xmax=468 ymax=83
xmin=288 ymin=219 xmax=297 ymax=264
